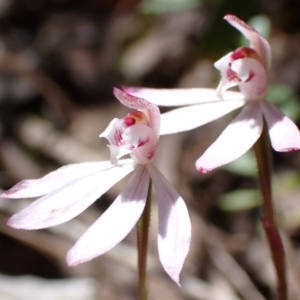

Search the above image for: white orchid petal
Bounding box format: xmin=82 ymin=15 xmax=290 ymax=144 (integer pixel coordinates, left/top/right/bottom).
xmin=1 ymin=161 xmax=116 ymax=198
xmin=160 ymin=97 xmax=246 ymax=135
xmin=196 ymin=103 xmax=263 ymax=172
xmin=147 ymin=164 xmax=191 ymax=285
xmin=123 ymin=86 xmax=242 ymax=106
xmin=67 ymin=165 xmax=150 ymax=265
xmin=224 ymin=14 xmax=272 ymax=70
xmin=260 ymin=101 xmax=300 ymax=151
xmin=7 ymin=162 xmax=135 ymax=229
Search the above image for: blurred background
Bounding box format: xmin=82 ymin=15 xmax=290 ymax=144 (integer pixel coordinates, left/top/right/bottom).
xmin=1 ymin=0 xmax=300 ymax=299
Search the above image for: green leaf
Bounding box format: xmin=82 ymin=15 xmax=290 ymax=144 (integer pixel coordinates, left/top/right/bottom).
xmin=266 ymin=84 xmax=300 ymax=120
xmin=222 ymin=151 xmax=256 ymax=177
xmin=218 ymin=189 xmax=261 ymax=211
xmin=139 ymin=0 xmax=203 ymax=14
xmin=266 ymin=84 xmax=294 ymax=105
xmin=274 ymin=171 xmax=300 ymax=194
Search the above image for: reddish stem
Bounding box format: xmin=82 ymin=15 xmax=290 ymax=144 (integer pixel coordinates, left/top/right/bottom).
xmin=136 ymin=180 xmax=152 ymax=300
xmin=254 ymin=122 xmax=287 ymax=300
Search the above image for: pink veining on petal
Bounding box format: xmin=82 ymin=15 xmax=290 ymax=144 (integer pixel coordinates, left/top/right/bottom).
xmin=137 ymin=137 xmax=149 ymax=147
xmin=227 ymin=68 xmax=241 ymax=83
xmin=125 ymin=143 xmax=135 ymax=151
xmin=100 ymin=118 xmax=126 ymax=147
xmin=147 ymin=149 xmax=155 ymax=161
xmin=245 ymin=70 xmax=255 ymax=82
xmin=113 ymin=128 xmax=123 ymax=146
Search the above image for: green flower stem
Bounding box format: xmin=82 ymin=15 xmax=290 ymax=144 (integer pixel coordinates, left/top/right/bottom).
xmin=253 ymin=122 xmax=287 ymax=300
xmin=137 ymin=179 xmax=152 ymax=300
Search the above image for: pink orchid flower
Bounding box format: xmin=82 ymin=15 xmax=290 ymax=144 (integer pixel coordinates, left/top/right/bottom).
xmin=0 ymin=88 xmax=191 ymax=284
xmin=124 ymin=14 xmax=300 ymax=173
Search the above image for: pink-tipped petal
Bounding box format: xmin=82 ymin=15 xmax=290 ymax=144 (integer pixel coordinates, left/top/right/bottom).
xmin=196 ymin=103 xmax=263 ymax=172
xmin=0 ymin=161 xmax=114 ymax=199
xmin=8 ymin=162 xmax=135 ymax=229
xmin=67 ymin=165 xmax=150 ymax=265
xmin=113 ymin=87 xmax=161 ymax=138
xmin=260 ymin=101 xmax=300 ymax=151
xmin=160 ymin=97 xmax=246 ymax=135
xmin=123 ymin=86 xmax=241 ymax=106
xmin=224 ymin=14 xmax=271 ymax=70
xmin=147 ymin=164 xmax=191 ymax=285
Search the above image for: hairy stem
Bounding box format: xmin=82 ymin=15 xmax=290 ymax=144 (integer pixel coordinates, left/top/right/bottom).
xmin=137 ymin=179 xmax=152 ymax=300
xmin=253 ymin=122 xmax=287 ymax=300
